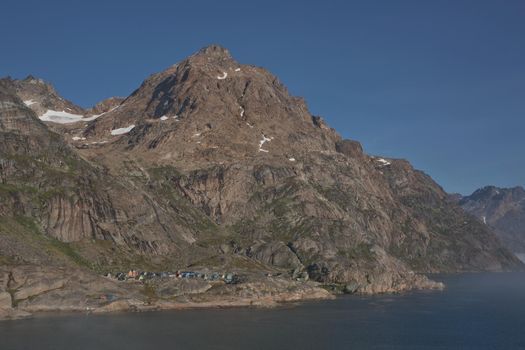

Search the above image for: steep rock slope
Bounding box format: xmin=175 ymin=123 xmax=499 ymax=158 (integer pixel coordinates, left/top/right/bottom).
xmin=0 ymin=79 xmax=212 ymax=260
xmin=76 ymin=46 xmax=521 ymax=282
xmin=459 ymin=186 xmax=525 ymax=256
xmin=382 ymin=161 xmax=518 ymax=271
xmin=11 ymin=76 xmax=84 ymax=116
xmin=81 ymin=45 xmax=338 ymax=164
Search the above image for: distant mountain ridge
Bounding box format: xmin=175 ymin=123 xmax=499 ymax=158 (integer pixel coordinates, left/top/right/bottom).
xmin=459 ymin=186 xmax=525 ymax=259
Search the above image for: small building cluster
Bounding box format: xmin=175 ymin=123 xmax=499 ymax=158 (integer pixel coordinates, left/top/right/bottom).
xmin=105 ymin=270 xmax=242 ymax=284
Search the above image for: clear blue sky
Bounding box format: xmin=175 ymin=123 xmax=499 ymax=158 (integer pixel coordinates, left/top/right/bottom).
xmin=1 ymin=0 xmax=524 ymax=195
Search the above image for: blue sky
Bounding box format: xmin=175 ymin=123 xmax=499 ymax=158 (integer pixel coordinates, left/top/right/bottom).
xmin=1 ymin=0 xmax=524 ymax=194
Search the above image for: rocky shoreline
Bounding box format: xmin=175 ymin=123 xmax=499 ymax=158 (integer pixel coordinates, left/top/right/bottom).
xmin=0 ymin=265 xmax=443 ymax=321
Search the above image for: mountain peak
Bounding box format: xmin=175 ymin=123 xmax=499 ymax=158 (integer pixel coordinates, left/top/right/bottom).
xmin=23 ymin=75 xmax=46 ymax=85
xmin=181 ymin=44 xmax=235 ymax=69
xmin=194 ymin=44 xmax=232 ymax=60
xmin=461 ymin=185 xmax=525 ymax=205
xmin=460 ymin=184 xmax=525 ymax=254
xmin=80 ymin=44 xmax=341 ymax=163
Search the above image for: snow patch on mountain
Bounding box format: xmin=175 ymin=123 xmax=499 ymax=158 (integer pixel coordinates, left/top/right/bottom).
xmin=89 ymin=106 xmax=119 ymax=120
xmin=39 ymin=110 xmax=86 ymax=124
xmin=83 ymin=114 xmax=103 ymax=122
xmin=111 ymin=125 xmax=135 ymax=135
xmin=38 ymin=108 xmax=106 ymax=124
xmin=374 ymin=158 xmax=391 ymax=166
xmin=258 ymin=134 xmax=272 ymax=152
xmin=23 ymin=100 xmax=37 ymax=106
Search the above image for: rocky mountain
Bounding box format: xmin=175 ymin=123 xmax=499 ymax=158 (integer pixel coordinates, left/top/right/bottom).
xmin=0 ymin=77 xmax=224 ymax=256
xmin=459 ymin=186 xmax=525 ymax=259
xmin=0 ymin=45 xmax=522 ymax=319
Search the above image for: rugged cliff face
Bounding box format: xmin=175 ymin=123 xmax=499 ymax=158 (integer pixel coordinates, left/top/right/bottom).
xmin=11 ymin=75 xmax=85 ymax=117
xmin=0 ymin=79 xmax=209 ymax=258
xmin=0 ymin=45 xmax=522 ymax=309
xmin=459 ymin=186 xmax=525 ymax=258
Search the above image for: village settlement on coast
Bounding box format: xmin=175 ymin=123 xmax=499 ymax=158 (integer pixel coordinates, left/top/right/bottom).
xmin=106 ymin=269 xmax=244 ymax=284
xmin=0 ymin=264 xmax=335 ymax=321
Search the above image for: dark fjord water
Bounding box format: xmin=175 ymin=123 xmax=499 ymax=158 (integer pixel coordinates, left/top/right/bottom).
xmin=1 ymin=273 xmax=525 ymax=350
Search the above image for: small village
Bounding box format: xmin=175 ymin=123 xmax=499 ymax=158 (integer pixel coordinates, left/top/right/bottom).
xmin=104 ymin=270 xmax=244 ymax=284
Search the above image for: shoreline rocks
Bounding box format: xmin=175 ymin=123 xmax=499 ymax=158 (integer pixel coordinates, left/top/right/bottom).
xmin=0 ymin=263 xmax=447 ymax=322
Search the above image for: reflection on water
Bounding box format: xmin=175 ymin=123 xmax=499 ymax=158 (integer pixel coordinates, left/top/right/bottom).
xmin=1 ymin=273 xmax=525 ymax=350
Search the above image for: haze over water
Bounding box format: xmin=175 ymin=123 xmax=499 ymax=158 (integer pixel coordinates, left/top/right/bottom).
xmin=2 ymin=273 xmax=524 ymax=350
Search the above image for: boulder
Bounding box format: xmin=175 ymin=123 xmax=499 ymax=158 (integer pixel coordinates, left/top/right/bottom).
xmin=247 ymin=242 xmax=303 ymax=270
xmin=0 ymin=292 xmax=12 ymax=308
xmin=13 ymin=278 xmax=67 ymax=301
xmin=335 ymin=139 xmax=365 ymax=159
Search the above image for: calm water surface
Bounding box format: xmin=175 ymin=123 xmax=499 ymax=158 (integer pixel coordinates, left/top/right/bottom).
xmin=1 ymin=273 xmax=525 ymax=350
